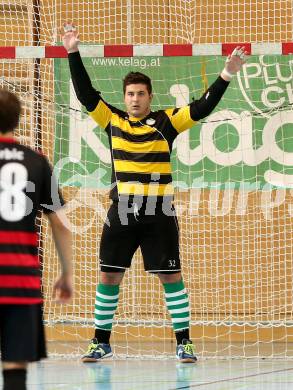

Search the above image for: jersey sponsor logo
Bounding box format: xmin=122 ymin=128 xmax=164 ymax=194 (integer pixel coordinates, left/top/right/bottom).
xmin=146 ymin=118 xmax=156 ymax=126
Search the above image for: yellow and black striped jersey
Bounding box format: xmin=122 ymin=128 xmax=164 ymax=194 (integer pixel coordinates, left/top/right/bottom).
xmin=69 ymin=51 xmax=230 ymax=202
xmin=89 ymin=99 xmax=196 ymax=200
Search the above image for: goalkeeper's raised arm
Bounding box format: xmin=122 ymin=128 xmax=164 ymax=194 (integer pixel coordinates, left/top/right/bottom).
xmin=62 ymin=22 xmax=101 ymax=112
xmin=166 ymin=45 xmax=247 ymax=132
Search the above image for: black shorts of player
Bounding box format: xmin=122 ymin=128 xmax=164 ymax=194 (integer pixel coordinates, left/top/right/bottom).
xmin=99 ymin=201 xmax=181 ymax=273
xmin=0 ymin=303 xmax=47 ymax=362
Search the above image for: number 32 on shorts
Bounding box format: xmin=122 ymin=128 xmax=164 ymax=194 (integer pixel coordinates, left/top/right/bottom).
xmin=168 ymin=259 xmax=176 ymax=268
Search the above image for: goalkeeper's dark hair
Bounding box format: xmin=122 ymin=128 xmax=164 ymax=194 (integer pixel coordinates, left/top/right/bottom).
xmin=123 ymin=72 xmax=152 ymax=95
xmin=0 ymin=89 xmax=21 ymax=134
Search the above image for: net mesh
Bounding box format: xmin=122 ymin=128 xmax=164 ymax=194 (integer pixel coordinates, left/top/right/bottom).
xmin=1 ymin=0 xmax=293 ymax=358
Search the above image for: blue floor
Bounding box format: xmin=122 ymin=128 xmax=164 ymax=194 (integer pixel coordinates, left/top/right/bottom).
xmin=2 ymin=359 xmax=293 ymax=389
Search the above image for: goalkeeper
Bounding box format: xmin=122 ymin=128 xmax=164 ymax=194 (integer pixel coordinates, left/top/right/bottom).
xmin=63 ymin=23 xmax=246 ymax=363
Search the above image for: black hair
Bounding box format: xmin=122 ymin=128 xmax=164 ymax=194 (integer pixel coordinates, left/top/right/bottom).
xmin=0 ymin=89 xmax=21 ymax=133
xmin=123 ymin=72 xmax=152 ymax=95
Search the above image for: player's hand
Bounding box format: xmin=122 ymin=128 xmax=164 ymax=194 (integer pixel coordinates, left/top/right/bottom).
xmin=221 ymin=46 xmax=247 ymax=81
xmin=52 ymin=273 xmax=73 ymax=303
xmin=62 ymin=22 xmax=80 ymax=53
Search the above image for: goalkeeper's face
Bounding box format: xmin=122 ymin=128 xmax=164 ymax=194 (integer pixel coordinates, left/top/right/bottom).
xmin=124 ymin=84 xmax=153 ymax=118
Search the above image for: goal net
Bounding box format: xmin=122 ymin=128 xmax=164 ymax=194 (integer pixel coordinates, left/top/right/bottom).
xmin=0 ymin=0 xmax=292 ymax=359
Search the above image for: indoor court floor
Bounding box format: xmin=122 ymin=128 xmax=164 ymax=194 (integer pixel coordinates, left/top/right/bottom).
xmin=2 ymin=358 xmax=293 ymax=389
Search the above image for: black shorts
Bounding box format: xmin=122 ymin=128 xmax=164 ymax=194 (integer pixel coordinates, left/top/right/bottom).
xmin=99 ymin=202 xmax=181 ymax=273
xmin=0 ymin=304 xmax=47 ymax=362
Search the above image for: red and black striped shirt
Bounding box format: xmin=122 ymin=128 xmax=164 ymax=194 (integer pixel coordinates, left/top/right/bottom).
xmin=0 ymin=138 xmax=64 ymax=304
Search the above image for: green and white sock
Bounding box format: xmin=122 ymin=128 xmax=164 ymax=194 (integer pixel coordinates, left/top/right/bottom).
xmin=163 ymin=279 xmax=190 ymax=332
xmin=94 ymin=283 xmax=119 ymax=331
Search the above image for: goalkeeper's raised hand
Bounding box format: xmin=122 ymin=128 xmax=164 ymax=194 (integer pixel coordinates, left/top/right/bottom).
xmin=221 ymin=46 xmax=247 ymax=81
xmin=62 ymin=22 xmax=80 ymax=53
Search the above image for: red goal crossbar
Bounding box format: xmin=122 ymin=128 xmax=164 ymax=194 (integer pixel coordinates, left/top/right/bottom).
xmin=0 ymin=43 xmax=292 ymax=58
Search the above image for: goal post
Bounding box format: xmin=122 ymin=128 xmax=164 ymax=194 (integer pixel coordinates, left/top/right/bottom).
xmin=0 ymin=0 xmax=293 ymax=359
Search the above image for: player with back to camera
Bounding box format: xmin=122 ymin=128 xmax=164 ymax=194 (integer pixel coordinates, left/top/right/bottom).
xmin=62 ymin=22 xmax=246 ymax=363
xmin=0 ymin=90 xmax=73 ymax=390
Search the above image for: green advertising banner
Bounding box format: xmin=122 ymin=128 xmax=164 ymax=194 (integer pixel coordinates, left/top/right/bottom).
xmin=54 ymin=55 xmax=293 ymax=189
